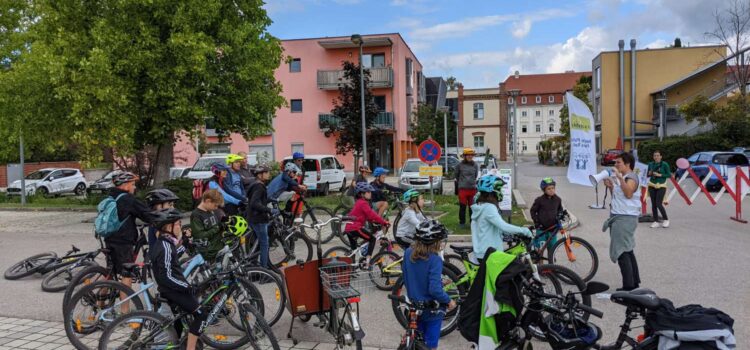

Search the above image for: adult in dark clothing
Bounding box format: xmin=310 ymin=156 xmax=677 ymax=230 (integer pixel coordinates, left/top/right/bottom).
xmin=237 ymin=152 xmax=255 ymax=192
xmin=454 ymin=148 xmax=480 ymax=228
xmin=104 ymin=172 xmax=154 ymax=295
xmin=246 ymin=165 xmax=278 ymax=268
xmin=647 ymin=150 xmax=671 ymax=228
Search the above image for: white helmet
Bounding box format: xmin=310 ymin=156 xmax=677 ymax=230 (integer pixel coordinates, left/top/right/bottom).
xmin=284 ymin=162 xmax=300 ymax=173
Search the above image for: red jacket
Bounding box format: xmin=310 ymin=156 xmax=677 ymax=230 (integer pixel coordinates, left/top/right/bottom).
xmin=345 ymin=199 xmax=388 ymax=232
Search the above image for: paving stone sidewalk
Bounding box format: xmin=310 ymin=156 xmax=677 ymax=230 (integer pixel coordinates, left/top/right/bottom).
xmin=0 ymin=316 xmax=396 ymax=350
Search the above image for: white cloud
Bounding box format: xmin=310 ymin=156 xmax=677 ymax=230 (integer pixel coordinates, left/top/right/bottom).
xmin=411 ymin=14 xmax=516 ymax=40
xmin=645 ymin=39 xmax=670 ymax=49
xmin=511 ymin=19 xmax=532 ymax=39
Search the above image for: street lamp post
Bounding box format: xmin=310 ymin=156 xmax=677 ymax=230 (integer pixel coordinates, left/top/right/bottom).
xmin=508 ymin=89 xmax=521 ymax=189
xmin=438 ymin=106 xmax=450 ymax=172
xmin=19 ymin=131 xmax=26 ymax=206
xmin=351 ymin=34 xmax=368 ymax=167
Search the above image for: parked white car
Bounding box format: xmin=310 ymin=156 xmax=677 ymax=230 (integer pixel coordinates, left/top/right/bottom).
xmin=282 ymin=155 xmax=347 ymax=195
xmin=169 ymin=167 xmax=191 ymax=179
xmin=7 ymin=168 xmax=88 ymax=197
xmin=186 ymin=154 xmax=258 ymax=180
xmin=398 ymin=158 xmax=443 ymax=194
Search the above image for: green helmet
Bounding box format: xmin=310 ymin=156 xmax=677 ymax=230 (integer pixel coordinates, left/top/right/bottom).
xmin=226 ymin=216 xmax=248 ymax=237
xmin=477 ymin=174 xmax=505 ymax=201
xmin=402 ymin=189 xmax=421 ymax=203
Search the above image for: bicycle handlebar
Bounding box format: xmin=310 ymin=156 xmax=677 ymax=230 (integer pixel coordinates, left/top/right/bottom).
xmin=576 ymin=303 xmax=604 ymax=318
xmin=297 ymin=215 xmax=356 ymax=229
xmin=387 ymin=294 xmax=441 ymax=310
xmin=528 ymin=283 xmax=604 ymax=319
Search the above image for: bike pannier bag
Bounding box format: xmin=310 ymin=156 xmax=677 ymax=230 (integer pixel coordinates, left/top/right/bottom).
xmin=646 ymin=299 xmax=735 ymax=350
xmin=94 ymin=193 xmax=127 ymax=238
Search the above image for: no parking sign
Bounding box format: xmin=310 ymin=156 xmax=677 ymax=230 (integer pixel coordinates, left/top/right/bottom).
xmin=418 ymin=139 xmax=441 ymax=165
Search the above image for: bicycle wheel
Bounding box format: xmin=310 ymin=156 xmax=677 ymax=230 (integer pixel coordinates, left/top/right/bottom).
xmin=244 ymin=266 xmax=286 ymax=327
xmin=301 ymin=206 xmax=336 ymax=244
xmin=536 ymin=264 xmax=590 ymax=310
xmin=323 ymin=246 xmax=352 ymax=259
xmin=42 ymin=261 xmax=97 ymax=293
xmin=391 ymin=265 xmax=465 ymax=336
xmin=443 ymin=254 xmax=467 ymax=276
xmin=62 ymin=265 xmax=112 ymax=315
xmin=199 ymin=278 xmax=265 ymax=348
xmin=332 ymin=303 xmax=363 ymax=350
xmin=4 ymin=252 xmax=57 ymax=280
xmin=370 ymin=251 xmax=401 ymax=290
xmin=238 ymin=304 xmax=281 ymax=350
xmin=547 ymin=236 xmax=599 ymax=282
xmin=97 ymin=310 xmax=178 ymax=350
xmin=270 ymin=231 xmax=313 ymax=267
xmin=64 ymin=280 xmax=144 ymax=350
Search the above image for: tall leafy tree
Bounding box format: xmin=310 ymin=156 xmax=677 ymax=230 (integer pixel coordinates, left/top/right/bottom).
xmin=408 ymin=103 xmax=456 ymax=146
xmin=552 ymin=75 xmax=592 ymax=165
xmin=321 ymin=61 xmax=379 ymax=168
xmin=0 ymin=0 xmax=285 ymax=185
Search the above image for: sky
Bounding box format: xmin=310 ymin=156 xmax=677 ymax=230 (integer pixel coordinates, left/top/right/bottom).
xmin=264 ymin=0 xmax=730 ymax=87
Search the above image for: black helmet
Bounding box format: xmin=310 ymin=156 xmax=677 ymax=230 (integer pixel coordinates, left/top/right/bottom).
xmin=253 ymin=164 xmax=271 ymax=175
xmin=150 ymin=208 xmax=183 ymax=230
xmin=414 ymin=220 xmax=448 ymax=244
xmin=112 ymin=172 xmax=138 ymax=186
xmin=546 ymin=318 xmax=602 ymax=349
xmin=145 ymin=189 xmax=179 ymax=207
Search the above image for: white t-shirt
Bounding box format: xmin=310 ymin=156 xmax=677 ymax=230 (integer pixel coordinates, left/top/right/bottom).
xmin=611 ymin=172 xmax=641 ymax=216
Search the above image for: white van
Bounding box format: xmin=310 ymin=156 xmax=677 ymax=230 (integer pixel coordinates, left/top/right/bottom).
xmin=282 ymin=155 xmax=347 ymax=195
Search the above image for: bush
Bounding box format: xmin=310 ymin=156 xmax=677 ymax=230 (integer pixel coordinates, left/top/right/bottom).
xmin=637 ymin=132 xmax=733 ymax=170
xmin=163 ymin=178 xmax=195 ymax=211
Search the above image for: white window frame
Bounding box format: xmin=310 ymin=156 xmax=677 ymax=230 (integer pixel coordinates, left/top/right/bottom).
xmin=473 ymin=103 xmax=485 ymax=119
xmin=522 ymin=124 xmax=528 ymax=133
xmin=535 ymin=96 xmax=541 ymax=103
xmin=535 ymin=110 xmax=541 ymax=117
xmin=548 ymin=95 xmax=555 ymax=103
xmin=549 ymin=123 xmax=555 ymax=132
xmin=508 ymin=97 xmax=514 ymax=104
xmin=549 ymin=109 xmax=554 ymax=116
xmin=521 ymin=96 xmax=527 ymax=104
xmin=535 ymin=124 xmax=541 ymax=133
xmin=473 ymin=135 xmax=485 ymax=148
xmin=521 ymin=111 xmax=527 ymax=117
xmin=250 ymin=144 xmax=274 ymax=163
xmin=291 ymin=143 xmax=304 ymax=154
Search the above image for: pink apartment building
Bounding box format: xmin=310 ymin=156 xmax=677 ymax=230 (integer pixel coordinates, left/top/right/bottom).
xmin=174 ymin=33 xmax=425 ymax=172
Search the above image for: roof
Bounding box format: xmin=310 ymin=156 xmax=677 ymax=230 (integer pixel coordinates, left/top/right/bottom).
xmin=651 ymin=47 xmax=750 ymax=94
xmin=503 ymin=72 xmax=591 ymax=95
xmin=282 ymin=32 xmax=423 ymax=67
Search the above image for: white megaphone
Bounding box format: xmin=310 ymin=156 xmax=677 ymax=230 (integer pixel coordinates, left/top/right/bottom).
xmin=588 ymin=169 xmax=611 ymax=209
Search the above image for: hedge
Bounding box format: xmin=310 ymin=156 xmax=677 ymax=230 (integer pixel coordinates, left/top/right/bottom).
xmin=636 ymin=132 xmax=733 ymax=170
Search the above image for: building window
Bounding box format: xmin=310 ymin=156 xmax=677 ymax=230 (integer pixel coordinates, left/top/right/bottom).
xmin=521 ymin=111 xmax=527 ymax=117
xmin=289 ymin=58 xmax=301 ymax=73
xmin=207 ymin=143 xmax=231 ymax=154
xmin=373 ymin=96 xmax=386 ymax=111
xmin=535 ymin=143 xmax=540 ymax=151
xmin=473 ymin=103 xmax=484 ymax=119
xmin=535 ymin=110 xmax=541 ymax=117
xmin=548 ymin=95 xmax=555 ymax=103
xmin=521 ymin=96 xmax=527 ymax=104
xmin=473 ymin=135 xmax=484 ymax=148
xmin=535 ymin=124 xmax=541 ymax=133
xmin=549 ymin=123 xmax=555 ymax=132
xmin=250 ymin=145 xmax=274 ymax=163
xmin=522 ymin=142 xmax=527 ymax=151
xmin=509 ymin=110 xmax=514 ymax=118
xmin=522 ymin=124 xmax=528 ymax=133
xmin=595 ymin=67 xmax=601 ymax=91
xmin=291 ymin=99 xmax=303 ymax=113
xmin=363 ymin=53 xmax=386 ymax=68
xmin=549 ymin=110 xmax=554 ymax=116
xmin=291 ymin=143 xmax=304 ymax=155
xmin=508 ymin=97 xmax=514 ymax=104
xmin=535 ymin=96 xmax=541 ymax=103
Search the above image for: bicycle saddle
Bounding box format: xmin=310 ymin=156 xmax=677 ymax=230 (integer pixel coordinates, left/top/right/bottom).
xmin=610 ymin=288 xmax=660 ymax=310
xmin=449 ymin=245 xmax=473 ymax=254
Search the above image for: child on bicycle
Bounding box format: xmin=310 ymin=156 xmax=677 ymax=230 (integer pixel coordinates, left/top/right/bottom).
xmin=530 ymin=177 xmax=564 ymax=249
xmin=370 ymin=167 xmax=404 ymax=217
xmin=402 ymin=220 xmax=456 ymax=350
xmin=145 ymin=188 xmax=180 ymax=250
xmin=344 ymin=182 xmax=390 ymax=268
xmin=150 ymin=207 xmax=207 ymax=350
xmin=471 ymin=175 xmax=532 ymax=260
xmin=190 ymin=189 xmax=226 ymax=261
xmin=395 ymin=189 xmax=426 ymax=248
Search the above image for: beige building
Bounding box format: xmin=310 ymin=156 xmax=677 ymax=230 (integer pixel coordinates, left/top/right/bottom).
xmin=592 ymin=43 xmax=727 ymax=152
xmin=450 ymin=85 xmax=509 ymax=161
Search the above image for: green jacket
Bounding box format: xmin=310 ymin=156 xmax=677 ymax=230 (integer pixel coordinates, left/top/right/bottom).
xmin=478 ymin=250 xmax=517 ymax=350
xmin=190 ymin=208 xmax=224 ymax=261
xmin=647 ymin=161 xmax=671 ymax=185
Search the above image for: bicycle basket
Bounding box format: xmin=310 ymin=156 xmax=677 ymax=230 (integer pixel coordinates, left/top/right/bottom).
xmin=319 ymin=258 xmax=375 ymax=299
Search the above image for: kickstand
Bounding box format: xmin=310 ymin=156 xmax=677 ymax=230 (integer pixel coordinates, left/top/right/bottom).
xmin=287 ymin=315 xmax=299 ymax=346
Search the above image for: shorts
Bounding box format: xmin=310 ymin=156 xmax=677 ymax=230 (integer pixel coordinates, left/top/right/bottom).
xmin=458 ymin=189 xmax=477 ymax=206
xmin=106 ymin=243 xmax=136 ymax=278
xmin=417 ymin=317 xmax=442 ymax=348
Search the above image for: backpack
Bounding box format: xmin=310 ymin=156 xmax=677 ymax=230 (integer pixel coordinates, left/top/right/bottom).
xmin=192 ymin=179 xmax=211 ymax=203
xmin=646 ymin=299 xmax=736 ymax=350
xmin=95 ymin=193 xmax=128 ymax=238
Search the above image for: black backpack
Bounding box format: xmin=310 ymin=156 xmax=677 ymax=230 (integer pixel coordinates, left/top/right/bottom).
xmin=645 ymin=298 xmax=735 ymax=349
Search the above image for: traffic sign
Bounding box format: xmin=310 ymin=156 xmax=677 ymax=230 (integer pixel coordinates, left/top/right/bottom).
xmin=418 ymin=139 xmax=442 ymax=165
xmin=419 ymin=166 xmax=443 ymax=177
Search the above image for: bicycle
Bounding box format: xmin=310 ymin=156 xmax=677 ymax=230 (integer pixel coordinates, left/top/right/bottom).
xmin=332 ymin=190 xmax=406 ymax=246
xmin=281 ymin=192 xmax=337 ymax=244
xmin=97 ymin=260 xmax=279 ymax=350
xmin=497 ymin=280 xmax=661 ymax=349
xmin=530 ymin=210 xmax=599 ymax=282
xmin=5 ymin=244 xmax=101 ymax=281
xmin=388 ymin=294 xmax=446 ymax=350
xmin=236 ymin=209 xmax=313 ymax=269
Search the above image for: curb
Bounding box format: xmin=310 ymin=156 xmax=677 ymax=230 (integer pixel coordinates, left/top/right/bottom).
xmin=512 ymin=189 xmax=527 ymax=208
xmin=447 ymin=234 xmax=472 ymax=242
xmin=0 ymin=207 xmax=97 ymax=213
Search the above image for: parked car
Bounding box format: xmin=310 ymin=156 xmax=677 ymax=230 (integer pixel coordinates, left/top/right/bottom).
xmin=282 ymin=155 xmax=347 ymax=195
xmin=398 ymin=158 xmax=443 ymax=194
xmin=438 ymin=155 xmax=460 ymax=174
xmin=676 ymin=151 xmax=749 ymax=190
xmin=169 ymin=167 xmax=191 ymax=179
xmin=601 ymin=149 xmax=624 ymax=166
xmin=474 ymin=155 xmax=498 ymax=176
xmin=7 ymin=168 xmax=87 ymax=197
xmin=732 ymin=147 xmax=750 ymax=160
xmin=186 ymin=154 xmax=229 ymax=180
xmin=87 ymin=170 xmax=122 ymax=194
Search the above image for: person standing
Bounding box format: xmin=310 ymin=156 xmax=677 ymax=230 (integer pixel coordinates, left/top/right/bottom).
xmin=602 ymin=152 xmax=641 ymax=291
xmin=647 ymin=150 xmax=671 ymax=228
xmin=236 ymin=152 xmax=255 ymax=193
xmin=224 ymin=154 xmax=248 ymax=216
xmin=454 ymin=148 xmax=480 ymax=228
xmin=246 ymin=165 xmax=277 ymax=268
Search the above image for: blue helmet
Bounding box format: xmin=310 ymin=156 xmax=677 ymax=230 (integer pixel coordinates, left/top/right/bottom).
xmin=540 ymin=177 xmax=556 ymax=190
xmin=210 ymin=162 xmax=231 ymax=176
xmin=292 ymin=152 xmax=305 ymax=160
xmin=284 ymin=162 xmax=300 ymax=173
xmin=373 ymin=167 xmax=388 ymax=177
xmin=354 ymin=182 xmax=375 ymax=194
xmin=477 ymin=174 xmax=505 ymax=199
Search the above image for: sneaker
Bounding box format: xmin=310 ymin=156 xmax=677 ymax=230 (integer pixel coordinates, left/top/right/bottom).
xmin=662 ymin=220 xmax=670 ymax=228
xmin=650 ymin=222 xmax=661 ymax=229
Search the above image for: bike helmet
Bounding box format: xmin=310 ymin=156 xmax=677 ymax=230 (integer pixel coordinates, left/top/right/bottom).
xmin=402 ymin=189 xmax=421 ymax=203
xmin=354 ymin=182 xmax=375 ymax=195
xmin=112 ymin=172 xmax=139 ymax=186
xmin=211 ymin=162 xmax=230 ymax=176
xmin=358 ymin=165 xmax=372 ymax=173
xmin=145 ymin=189 xmax=180 ymax=207
xmin=477 ymin=174 xmax=505 ymax=198
xmin=292 ymin=152 xmax=305 ymax=160
xmin=373 ymin=167 xmax=388 ymax=177
xmin=414 ymin=220 xmax=448 ymax=244
xmin=462 ymin=148 xmax=476 ymax=156
xmin=284 ymin=162 xmax=300 ymax=173
xmin=151 ymin=208 xmax=183 ymax=229
xmin=225 ymin=153 xmax=245 ymax=165
xmin=253 ymin=164 xmax=270 ymax=175
xmin=546 ymin=318 xmax=602 ymax=349
xmin=226 ymin=216 xmax=248 ymax=237
xmin=540 ymin=177 xmax=556 ymax=190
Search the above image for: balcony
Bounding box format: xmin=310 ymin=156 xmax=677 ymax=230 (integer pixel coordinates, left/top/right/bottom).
xmin=317 ymin=67 xmax=393 ymax=90
xmin=318 ymin=112 xmax=394 ymax=130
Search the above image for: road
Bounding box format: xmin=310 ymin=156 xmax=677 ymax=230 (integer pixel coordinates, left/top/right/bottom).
xmin=0 ymin=158 xmax=747 ymax=348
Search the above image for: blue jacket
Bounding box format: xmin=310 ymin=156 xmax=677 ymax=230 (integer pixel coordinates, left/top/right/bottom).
xmin=267 ymin=173 xmax=300 ymax=201
xmin=402 ymin=248 xmax=451 ymax=321
xmin=209 ymin=180 xmax=241 ymax=205
xmin=224 ymin=170 xmax=246 ymax=201
xmin=470 ymin=202 xmax=532 ymax=259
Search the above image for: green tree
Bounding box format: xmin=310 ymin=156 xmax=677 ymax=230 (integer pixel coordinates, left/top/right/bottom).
xmin=321 ymin=60 xmax=380 ymax=169
xmin=0 ymin=1 xmax=285 ymax=185
xmin=446 ymin=76 xmax=457 ymax=90
xmin=680 ymin=94 xmax=750 ymax=145
xmin=552 ymin=75 xmax=592 ymax=164
xmin=408 ymin=103 xmax=456 ymax=146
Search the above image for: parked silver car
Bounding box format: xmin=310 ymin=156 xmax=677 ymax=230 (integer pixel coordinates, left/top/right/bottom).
xmin=87 ymin=170 xmax=122 ymax=194
xmin=7 ymin=168 xmax=88 ymax=197
xmin=398 ymin=158 xmax=443 ymax=194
